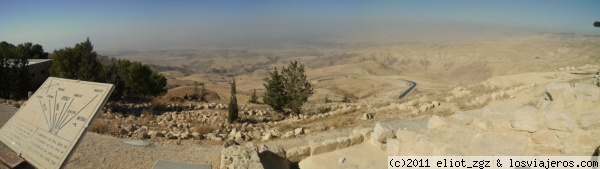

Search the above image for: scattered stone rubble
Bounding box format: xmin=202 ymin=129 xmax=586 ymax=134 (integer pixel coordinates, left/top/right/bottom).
xmin=93 ymin=102 xmax=361 ymax=143
xmin=555 ymin=64 xmax=598 ymax=72
xmin=369 ymin=82 xmax=600 ymax=156
xmin=220 ymin=142 xmax=289 ymax=169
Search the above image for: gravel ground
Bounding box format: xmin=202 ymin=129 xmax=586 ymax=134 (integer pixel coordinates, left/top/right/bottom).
xmin=0 ymin=103 xmax=222 ymax=169
xmin=0 ymin=103 xmax=373 ymax=169
xmin=0 ymin=104 xmax=19 ymax=169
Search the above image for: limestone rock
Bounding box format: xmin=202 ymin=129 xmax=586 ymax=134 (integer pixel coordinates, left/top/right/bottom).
xmin=282 ymin=131 xmax=294 ymax=138
xmin=532 ymin=129 xmax=560 ymax=145
xmin=371 ymin=122 xmax=394 ymax=144
xmin=470 ymin=132 xmax=528 ymax=156
xmin=482 ymin=105 xmax=513 ymax=130
xmin=449 ymin=111 xmax=472 ymax=125
xmin=544 ymin=107 xmax=575 ymax=132
xmin=294 ymin=127 xmax=304 ymax=135
xmin=395 ymin=129 xmax=416 ymax=144
xmin=352 ymin=126 xmax=373 ymax=139
xmin=220 ymin=143 xmax=264 ymax=169
xmin=191 ymin=132 xmax=201 ymax=139
xmin=361 ymin=113 xmax=373 ymax=120
xmin=348 ymin=134 xmax=363 ymax=146
xmin=573 ymin=83 xmax=600 ymax=102
xmin=262 ymin=133 xmax=272 ymax=141
xmin=544 ymin=83 xmax=573 ymax=101
xmin=511 ymin=106 xmax=538 ymax=132
xmin=386 ymin=139 xmax=400 ymax=156
xmin=533 ymin=145 xmax=561 ymax=155
xmin=427 ymin=115 xmax=446 ymax=130
xmin=336 ymin=137 xmax=351 ymax=149
xmin=310 ymin=139 xmax=337 ymax=155
xmin=578 ymin=112 xmax=600 ymax=130
xmin=286 ymin=146 xmax=310 ymax=162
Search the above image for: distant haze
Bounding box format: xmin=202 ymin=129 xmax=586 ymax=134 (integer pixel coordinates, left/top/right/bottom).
xmin=1 ymin=0 xmax=599 ymax=52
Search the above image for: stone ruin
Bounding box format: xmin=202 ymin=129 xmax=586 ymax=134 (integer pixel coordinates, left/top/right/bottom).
xmin=218 ymin=82 xmax=600 ymax=168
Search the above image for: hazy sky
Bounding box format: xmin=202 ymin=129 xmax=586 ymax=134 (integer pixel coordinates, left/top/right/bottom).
xmin=1 ymin=0 xmax=599 ymax=52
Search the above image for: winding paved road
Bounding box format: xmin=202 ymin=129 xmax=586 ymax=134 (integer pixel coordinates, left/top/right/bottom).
xmin=396 ymin=80 xmax=417 ymax=99
xmin=310 ymin=74 xmax=417 ymax=100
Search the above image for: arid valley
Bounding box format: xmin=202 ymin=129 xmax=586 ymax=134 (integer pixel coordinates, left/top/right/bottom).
xmin=3 ymin=32 xmax=600 ymax=168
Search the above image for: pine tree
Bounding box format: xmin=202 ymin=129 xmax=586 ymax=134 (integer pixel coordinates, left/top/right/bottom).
xmin=228 ymin=79 xmax=238 ymax=123
xmin=199 ymin=84 xmax=207 ymax=102
xmin=325 ymin=95 xmax=331 ymax=103
xmin=281 ymin=61 xmax=313 ymax=114
xmin=263 ymin=68 xmax=287 ymax=112
xmin=264 ymin=61 xmax=313 ymax=114
xmin=75 ymin=37 xmax=101 ymax=81
xmin=191 ymin=81 xmax=200 ymax=100
xmin=342 ymin=95 xmax=350 ymax=103
xmin=0 ymin=51 xmax=5 ymax=98
xmin=249 ymin=89 xmax=259 ymax=104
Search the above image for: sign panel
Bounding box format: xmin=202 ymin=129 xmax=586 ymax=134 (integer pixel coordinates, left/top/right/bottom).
xmin=0 ymin=77 xmax=114 ymax=169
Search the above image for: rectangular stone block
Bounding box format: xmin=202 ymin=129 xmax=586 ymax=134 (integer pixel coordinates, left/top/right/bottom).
xmin=286 ymin=146 xmax=310 ymax=163
xmin=349 ymin=133 xmax=363 ymax=146
xmin=395 ymin=129 xmax=416 ymax=143
xmin=336 ymin=137 xmax=351 ymax=149
xmin=372 ymin=122 xmax=394 ymax=143
xmin=310 ymin=139 xmax=337 ymax=155
xmin=386 ymin=139 xmax=400 ymax=156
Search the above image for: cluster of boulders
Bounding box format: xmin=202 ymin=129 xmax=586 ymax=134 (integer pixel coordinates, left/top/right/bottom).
xmin=463 ymin=83 xmax=536 ymax=107
xmin=377 ymin=100 xmax=442 ymax=116
xmin=556 ymin=64 xmax=597 ymax=72
xmin=369 ymin=82 xmax=600 ymax=156
xmin=97 ymin=102 xmax=361 ymax=143
xmin=223 ymin=125 xmax=373 ymax=167
xmin=0 ymin=99 xmax=26 ymax=108
xmin=220 ymin=142 xmax=289 ymax=169
xmin=165 ymin=102 xmax=228 ymax=110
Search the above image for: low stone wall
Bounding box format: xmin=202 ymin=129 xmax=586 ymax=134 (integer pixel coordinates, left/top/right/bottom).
xmin=286 ymin=126 xmax=372 ymax=163
xmin=372 ymin=82 xmax=600 ymax=156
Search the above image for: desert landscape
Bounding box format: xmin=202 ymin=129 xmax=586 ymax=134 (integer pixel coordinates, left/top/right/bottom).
xmin=2 ymin=33 xmax=600 ymax=169
xmin=2 ymin=1 xmax=600 ymax=169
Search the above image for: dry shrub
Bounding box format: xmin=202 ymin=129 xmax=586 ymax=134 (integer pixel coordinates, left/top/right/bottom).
xmin=89 ymin=120 xmax=109 ymax=133
xmin=317 ymin=106 xmax=332 ymax=114
xmin=275 ymin=122 xmax=296 ymax=132
xmin=330 ymin=116 xmax=354 ymax=128
xmin=89 ymin=119 xmax=121 ymax=135
xmin=137 ymin=109 xmax=155 ymax=126
xmin=191 ymin=123 xmax=215 ymax=135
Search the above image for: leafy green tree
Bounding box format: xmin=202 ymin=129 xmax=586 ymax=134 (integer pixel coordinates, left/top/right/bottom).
xmin=249 ymin=89 xmax=259 ymax=104
xmin=113 ymin=59 xmax=166 ymax=97
xmin=101 ymin=61 xmax=126 ymax=99
xmin=94 ymin=55 xmax=166 ymax=100
xmin=264 ymin=61 xmax=313 ymax=114
xmin=75 ymin=38 xmax=101 ymax=81
xmin=263 ymin=68 xmax=287 ymax=112
xmin=13 ymin=53 xmax=31 ymax=99
xmin=0 ymin=42 xmax=32 ymax=99
xmin=281 ymin=61 xmax=313 ymax=114
xmin=50 ymin=38 xmax=100 ymax=81
xmin=0 ymin=50 xmax=6 ymax=98
xmin=228 ymin=79 xmax=239 ymax=123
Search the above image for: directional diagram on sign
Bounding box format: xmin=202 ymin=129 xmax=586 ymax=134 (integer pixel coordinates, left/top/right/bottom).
xmin=37 ymin=80 xmax=99 ymax=136
xmin=0 ymin=77 xmax=114 ymax=169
